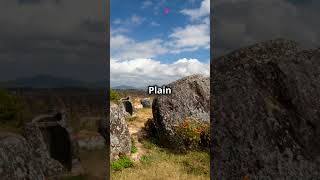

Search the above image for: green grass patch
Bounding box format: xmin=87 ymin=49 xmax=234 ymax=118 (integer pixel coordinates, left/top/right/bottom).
xmin=131 ymin=139 xmax=138 ymax=154
xmin=139 ymin=154 xmax=153 ymax=165
xmin=111 ymin=156 xmax=134 ymax=171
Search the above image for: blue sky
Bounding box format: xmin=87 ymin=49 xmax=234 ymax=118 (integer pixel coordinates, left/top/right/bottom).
xmin=110 ymin=0 xmax=210 ymax=87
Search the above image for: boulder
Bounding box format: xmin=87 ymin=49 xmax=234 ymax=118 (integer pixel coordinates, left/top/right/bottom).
xmin=211 ymin=39 xmax=320 ymax=179
xmin=0 ymin=132 xmax=46 ymax=180
xmin=140 ymin=98 xmax=151 ymax=108
xmin=152 ymin=74 xmax=210 ymax=150
xmin=110 ymin=103 xmax=131 ymax=160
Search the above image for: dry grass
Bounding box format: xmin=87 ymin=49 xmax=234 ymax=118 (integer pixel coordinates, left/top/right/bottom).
xmin=112 ymin=98 xmax=209 ymax=180
xmin=127 ymin=108 xmax=152 ymax=134
xmin=111 ymin=140 xmax=209 ymax=180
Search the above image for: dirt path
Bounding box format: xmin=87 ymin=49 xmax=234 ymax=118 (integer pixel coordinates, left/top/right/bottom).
xmin=127 ymin=108 xmax=152 ymax=161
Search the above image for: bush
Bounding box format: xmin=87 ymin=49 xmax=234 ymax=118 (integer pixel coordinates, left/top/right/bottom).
xmin=175 ymin=117 xmax=210 ymax=148
xmin=111 ymin=156 xmax=134 ymax=171
xmin=110 ymin=89 xmax=119 ymax=102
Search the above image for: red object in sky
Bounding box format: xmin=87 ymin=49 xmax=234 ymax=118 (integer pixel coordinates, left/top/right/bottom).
xmin=163 ymin=7 xmax=169 ymax=14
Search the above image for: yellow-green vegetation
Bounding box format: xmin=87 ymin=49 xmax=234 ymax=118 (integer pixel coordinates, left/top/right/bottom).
xmin=111 ymin=139 xmax=210 ymax=180
xmin=110 ymin=88 xmax=120 ymax=102
xmin=125 ymin=116 xmax=137 ymax=122
xmin=0 ymin=89 xmax=31 ymax=133
xmin=176 ymin=117 xmax=210 ymax=148
xmin=131 ymin=138 xmax=138 ymax=154
xmin=111 ymin=156 xmax=134 ymax=171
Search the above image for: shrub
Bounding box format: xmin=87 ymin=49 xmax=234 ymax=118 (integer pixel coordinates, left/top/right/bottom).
xmin=175 ymin=117 xmax=210 ymax=148
xmin=110 ymin=89 xmax=119 ymax=102
xmin=200 ymin=125 xmax=210 ymax=147
xmin=111 ymin=156 xmax=133 ymax=171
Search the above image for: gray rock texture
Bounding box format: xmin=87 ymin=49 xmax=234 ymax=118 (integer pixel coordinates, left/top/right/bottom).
xmin=110 ymin=103 xmax=131 ymax=160
xmin=211 ymin=39 xmax=320 ymax=179
xmin=0 ymin=133 xmax=46 ymax=180
xmin=140 ymin=98 xmax=151 ymax=108
xmin=152 ymin=74 xmax=210 ymax=150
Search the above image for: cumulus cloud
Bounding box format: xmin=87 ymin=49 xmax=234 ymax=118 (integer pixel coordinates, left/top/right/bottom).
xmin=168 ymin=22 xmax=210 ymax=51
xmin=110 ymin=0 xmax=210 ymax=86
xmin=110 ymin=58 xmax=209 ymax=87
xmin=181 ymin=0 xmax=210 ymax=20
xmin=111 ymin=35 xmax=168 ymax=60
xmin=166 ymin=0 xmax=210 ymax=52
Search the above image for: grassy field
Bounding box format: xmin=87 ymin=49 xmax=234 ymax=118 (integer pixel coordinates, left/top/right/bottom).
xmin=111 ymin=104 xmax=210 ymax=180
xmin=111 ymin=139 xmax=210 ymax=180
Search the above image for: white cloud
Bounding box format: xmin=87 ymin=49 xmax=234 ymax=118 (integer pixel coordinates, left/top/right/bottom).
xmin=110 ymin=27 xmax=129 ymax=34
xmin=150 ymin=21 xmax=160 ymax=27
xmin=112 ymin=14 xmax=145 ymax=26
xmin=110 ymin=58 xmax=209 ymax=87
xmin=142 ymin=0 xmax=153 ymax=9
xmin=110 ymin=0 xmax=211 ymax=87
xmin=110 ymin=34 xmax=132 ymax=49
xmin=111 ymin=35 xmax=168 ymax=60
xmin=113 ymin=18 xmax=122 ymax=25
xmin=168 ymin=23 xmax=209 ymax=51
xmin=181 ymin=0 xmax=210 ymax=20
xmin=130 ymin=14 xmax=145 ymax=25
